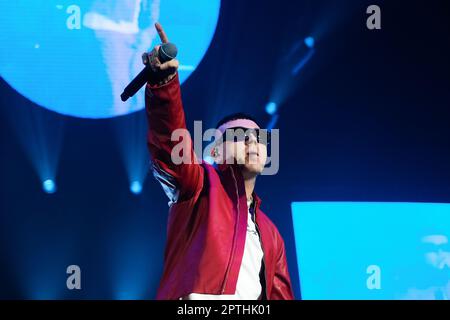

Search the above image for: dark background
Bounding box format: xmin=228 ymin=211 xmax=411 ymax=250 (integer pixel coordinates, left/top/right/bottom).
xmin=1 ymin=0 xmax=449 ymax=299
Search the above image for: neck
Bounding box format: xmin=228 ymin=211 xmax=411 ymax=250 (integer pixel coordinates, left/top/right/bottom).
xmin=242 ymin=172 xmax=257 ymax=202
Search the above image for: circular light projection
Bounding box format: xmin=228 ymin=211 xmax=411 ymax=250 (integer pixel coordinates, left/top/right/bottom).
xmin=0 ymin=1 xmax=221 ymax=118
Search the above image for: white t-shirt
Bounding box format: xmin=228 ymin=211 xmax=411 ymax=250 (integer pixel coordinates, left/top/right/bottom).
xmin=185 ymin=199 xmax=264 ymax=300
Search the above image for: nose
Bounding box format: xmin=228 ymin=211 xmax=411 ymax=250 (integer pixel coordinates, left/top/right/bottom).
xmin=246 ymin=132 xmax=258 ymax=145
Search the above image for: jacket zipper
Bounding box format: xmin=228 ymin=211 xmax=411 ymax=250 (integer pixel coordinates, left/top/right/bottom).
xmin=254 ymin=206 xmax=269 ymax=300
xmin=221 ymin=167 xmax=240 ymax=294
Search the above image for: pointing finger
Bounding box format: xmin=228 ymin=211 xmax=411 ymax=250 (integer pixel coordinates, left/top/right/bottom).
xmin=155 ymin=22 xmax=169 ymax=44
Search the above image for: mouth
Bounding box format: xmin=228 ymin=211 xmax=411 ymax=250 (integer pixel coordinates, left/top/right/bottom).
xmin=247 ymin=151 xmax=259 ymax=157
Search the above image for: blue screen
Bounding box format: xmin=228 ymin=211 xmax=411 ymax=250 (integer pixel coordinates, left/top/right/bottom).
xmin=0 ymin=0 xmax=220 ymax=118
xmin=292 ymin=202 xmax=450 ymax=299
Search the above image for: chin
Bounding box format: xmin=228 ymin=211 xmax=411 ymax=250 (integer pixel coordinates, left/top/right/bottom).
xmin=242 ymin=164 xmax=264 ymax=175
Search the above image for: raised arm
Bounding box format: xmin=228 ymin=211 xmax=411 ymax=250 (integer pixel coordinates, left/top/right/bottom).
xmin=145 ymin=23 xmax=203 ymax=204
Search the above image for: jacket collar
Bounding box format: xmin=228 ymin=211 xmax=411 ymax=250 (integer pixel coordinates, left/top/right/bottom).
xmin=252 ymin=192 xmax=262 ymax=213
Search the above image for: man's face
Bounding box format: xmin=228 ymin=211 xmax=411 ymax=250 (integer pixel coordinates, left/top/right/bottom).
xmin=422 ymin=234 xmax=450 ymax=270
xmin=214 ymin=118 xmax=268 ymax=175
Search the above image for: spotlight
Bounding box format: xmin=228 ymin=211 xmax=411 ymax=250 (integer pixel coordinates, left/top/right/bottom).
xmin=130 ymin=181 xmax=142 ymax=195
xmin=42 ymin=179 xmax=56 ymax=194
xmin=304 ymin=36 xmax=315 ymax=49
xmin=265 ymin=102 xmax=278 ymax=115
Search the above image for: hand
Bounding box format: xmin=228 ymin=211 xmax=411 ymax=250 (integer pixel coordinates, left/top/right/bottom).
xmin=143 ymin=22 xmax=179 ymax=85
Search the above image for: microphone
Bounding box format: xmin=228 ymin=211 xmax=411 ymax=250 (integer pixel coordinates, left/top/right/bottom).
xmin=120 ymin=42 xmax=178 ymax=102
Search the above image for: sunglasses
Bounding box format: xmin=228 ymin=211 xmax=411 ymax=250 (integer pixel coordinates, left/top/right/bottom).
xmin=221 ymin=127 xmax=271 ymax=145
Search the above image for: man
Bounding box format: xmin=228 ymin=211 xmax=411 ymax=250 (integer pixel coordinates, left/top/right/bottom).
xmin=400 ymin=234 xmax=450 ymax=299
xmin=145 ymin=22 xmax=294 ymax=300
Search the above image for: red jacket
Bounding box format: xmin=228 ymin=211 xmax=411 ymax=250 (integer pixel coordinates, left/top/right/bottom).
xmin=146 ymin=74 xmax=294 ymax=300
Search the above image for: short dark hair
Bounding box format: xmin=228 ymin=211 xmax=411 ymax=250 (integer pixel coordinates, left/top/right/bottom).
xmin=215 ymin=112 xmax=260 ymax=129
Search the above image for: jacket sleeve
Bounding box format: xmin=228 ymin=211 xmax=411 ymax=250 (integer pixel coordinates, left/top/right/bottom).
xmin=271 ymin=234 xmax=295 ymax=300
xmin=145 ymin=73 xmax=203 ymax=204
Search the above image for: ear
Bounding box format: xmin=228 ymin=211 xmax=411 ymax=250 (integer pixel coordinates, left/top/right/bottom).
xmin=211 ymin=145 xmax=224 ymax=164
xmin=210 ymin=147 xmax=217 ymax=158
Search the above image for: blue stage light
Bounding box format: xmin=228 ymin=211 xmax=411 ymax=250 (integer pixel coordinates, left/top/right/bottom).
xmin=265 ymin=102 xmax=278 ymax=115
xmin=130 ymin=181 xmax=142 ymax=194
xmin=304 ymin=36 xmax=315 ymax=48
xmin=42 ymin=179 xmax=56 ymax=194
